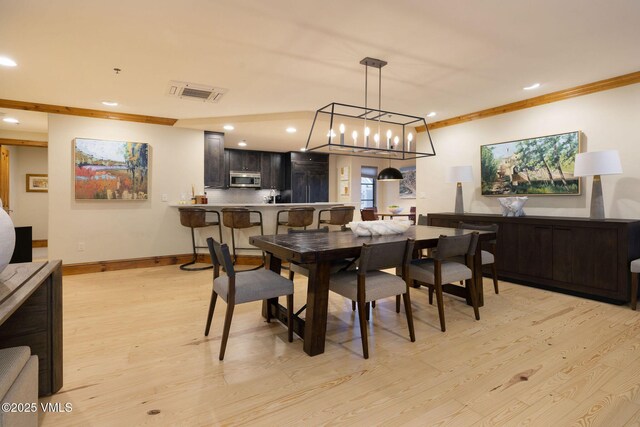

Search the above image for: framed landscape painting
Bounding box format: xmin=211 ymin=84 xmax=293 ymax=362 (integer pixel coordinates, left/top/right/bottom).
xmin=74 ymin=138 xmax=149 ymax=200
xmin=480 ymin=131 xmax=581 ymax=196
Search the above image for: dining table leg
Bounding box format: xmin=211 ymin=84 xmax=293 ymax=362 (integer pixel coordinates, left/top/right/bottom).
xmin=303 ymin=260 xmax=332 ymax=356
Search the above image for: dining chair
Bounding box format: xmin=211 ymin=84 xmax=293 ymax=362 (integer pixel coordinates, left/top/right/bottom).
xmin=360 ymin=208 xmax=379 ymax=221
xmin=328 ymin=239 xmax=416 ymax=359
xmin=417 ymin=214 xmax=428 ymax=226
xmin=409 ymin=206 xmax=416 ymax=224
xmin=458 ymin=222 xmax=500 ymax=293
xmin=204 ymin=237 xmax=294 ymax=360
xmin=408 ymin=232 xmax=480 ymax=332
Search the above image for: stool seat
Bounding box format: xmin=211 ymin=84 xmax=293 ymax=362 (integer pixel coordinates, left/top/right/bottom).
xmin=276 ymin=207 xmax=315 ymax=234
xmin=318 ymin=206 xmax=355 ymax=230
xmin=178 ymin=208 xmax=223 ymax=271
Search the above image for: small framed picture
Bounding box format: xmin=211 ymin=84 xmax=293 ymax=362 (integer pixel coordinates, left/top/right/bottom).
xmin=26 ymin=174 xmax=48 ymax=192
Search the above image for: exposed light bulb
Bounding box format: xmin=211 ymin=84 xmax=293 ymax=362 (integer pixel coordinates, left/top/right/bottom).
xmin=386 ymin=129 xmax=392 ymax=138
xmin=427 ymin=112 xmax=436 ymax=118
xmin=393 ymin=136 xmax=399 ymax=145
xmin=352 ymin=130 xmax=358 ymax=145
xmin=339 ymin=123 xmax=345 ymax=134
xmin=364 ymin=127 xmax=370 ymax=136
xmin=408 ymin=133 xmax=413 ymax=142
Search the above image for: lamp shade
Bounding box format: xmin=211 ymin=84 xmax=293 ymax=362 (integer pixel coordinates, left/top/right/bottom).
xmin=446 ymin=165 xmax=473 ymax=183
xmin=573 ymin=150 xmax=622 ymax=177
xmin=377 ymin=167 xmax=404 ymax=181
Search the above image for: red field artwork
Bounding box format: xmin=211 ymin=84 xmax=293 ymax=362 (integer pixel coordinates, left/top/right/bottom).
xmin=74 ymin=138 xmax=149 ymax=200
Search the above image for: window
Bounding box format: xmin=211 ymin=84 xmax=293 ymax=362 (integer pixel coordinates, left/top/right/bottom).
xmin=360 ymin=166 xmax=377 ymax=208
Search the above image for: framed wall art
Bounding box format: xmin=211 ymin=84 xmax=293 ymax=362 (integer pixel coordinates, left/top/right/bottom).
xmin=480 ymin=131 xmax=581 ymax=196
xmin=399 ymin=166 xmax=416 ymax=199
xmin=26 ymin=174 xmax=48 ymax=192
xmin=74 ymin=138 xmax=149 ymax=200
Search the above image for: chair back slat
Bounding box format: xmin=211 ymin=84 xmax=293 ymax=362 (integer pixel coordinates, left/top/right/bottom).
xmin=207 ymin=237 xmax=235 ymax=278
xmin=358 ymin=239 xmax=415 ymax=272
xmin=433 ymin=232 xmax=479 ymax=260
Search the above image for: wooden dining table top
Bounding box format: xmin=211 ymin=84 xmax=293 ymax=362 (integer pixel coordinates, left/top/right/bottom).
xmin=250 ymin=225 xmax=494 ymax=264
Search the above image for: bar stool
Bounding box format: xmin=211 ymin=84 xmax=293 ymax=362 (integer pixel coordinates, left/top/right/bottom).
xmin=221 ymin=207 xmax=264 ymax=265
xmin=275 ymin=207 xmax=315 ymax=234
xmin=178 ymin=208 xmax=223 ymax=271
xmin=317 ymin=206 xmax=355 ymax=230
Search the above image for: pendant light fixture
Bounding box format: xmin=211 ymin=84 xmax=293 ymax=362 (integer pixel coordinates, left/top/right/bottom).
xmin=304 ymin=57 xmax=436 ymax=181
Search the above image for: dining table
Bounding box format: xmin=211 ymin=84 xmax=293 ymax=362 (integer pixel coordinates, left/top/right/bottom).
xmin=250 ymin=225 xmax=496 ymax=356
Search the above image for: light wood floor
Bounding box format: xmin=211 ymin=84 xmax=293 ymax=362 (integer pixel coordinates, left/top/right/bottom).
xmin=38 ymin=265 xmax=640 ymax=426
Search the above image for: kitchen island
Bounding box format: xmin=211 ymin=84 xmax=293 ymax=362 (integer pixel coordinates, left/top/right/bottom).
xmin=172 ymin=202 xmax=349 ymax=257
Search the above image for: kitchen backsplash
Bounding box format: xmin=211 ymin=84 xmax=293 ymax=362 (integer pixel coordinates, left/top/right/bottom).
xmin=205 ymin=188 xmax=280 ymax=204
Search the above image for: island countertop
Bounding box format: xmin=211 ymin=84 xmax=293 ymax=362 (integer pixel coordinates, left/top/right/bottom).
xmin=170 ymin=202 xmax=347 ymax=208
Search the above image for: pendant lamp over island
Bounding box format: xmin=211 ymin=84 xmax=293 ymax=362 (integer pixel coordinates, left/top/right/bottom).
xmin=304 ymin=57 xmax=436 ymax=181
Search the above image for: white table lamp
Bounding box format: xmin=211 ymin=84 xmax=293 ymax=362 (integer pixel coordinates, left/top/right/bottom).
xmin=573 ymin=150 xmax=622 ymax=219
xmin=446 ymin=165 xmax=473 ymax=214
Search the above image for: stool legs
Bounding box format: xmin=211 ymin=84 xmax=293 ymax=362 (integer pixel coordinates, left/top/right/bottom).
xmin=180 ymin=227 xmax=214 ymax=271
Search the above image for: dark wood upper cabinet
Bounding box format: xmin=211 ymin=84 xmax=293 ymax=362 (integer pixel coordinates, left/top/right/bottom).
xmin=260 ymin=152 xmax=284 ymax=190
xmin=426 ymin=213 xmax=640 ymax=304
xmin=283 ymin=152 xmax=329 ymax=202
xmin=228 ymin=149 xmax=261 ymax=172
xmin=204 ymin=132 xmax=225 ymax=188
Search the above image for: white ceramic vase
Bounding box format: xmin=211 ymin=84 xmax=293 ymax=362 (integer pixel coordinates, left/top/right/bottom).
xmin=0 ymin=198 xmax=16 ymax=274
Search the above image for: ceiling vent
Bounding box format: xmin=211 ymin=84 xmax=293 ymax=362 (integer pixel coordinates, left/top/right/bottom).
xmin=166 ymin=80 xmax=227 ymax=103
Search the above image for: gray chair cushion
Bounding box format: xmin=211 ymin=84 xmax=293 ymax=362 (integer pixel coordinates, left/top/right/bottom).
xmin=214 ymin=269 xmax=293 ymax=304
xmin=409 ymin=258 xmax=472 ymax=284
xmin=0 ymin=347 xmax=30 ymax=399
xmin=329 ymin=270 xmax=407 ymax=302
xmin=631 ymin=259 xmax=640 ymax=273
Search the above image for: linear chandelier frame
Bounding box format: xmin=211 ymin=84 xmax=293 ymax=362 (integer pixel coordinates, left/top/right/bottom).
xmin=304 ymin=57 xmax=436 ymax=160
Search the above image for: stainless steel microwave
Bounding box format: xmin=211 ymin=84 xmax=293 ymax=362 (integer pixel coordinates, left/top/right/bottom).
xmin=229 ymin=171 xmax=261 ymax=188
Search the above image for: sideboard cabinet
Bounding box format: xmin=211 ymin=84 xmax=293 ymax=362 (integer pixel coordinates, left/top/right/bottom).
xmin=427 ymin=213 xmax=640 ymax=303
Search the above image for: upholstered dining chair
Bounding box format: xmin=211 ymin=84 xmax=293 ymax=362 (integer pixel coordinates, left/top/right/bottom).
xmin=408 ymin=232 xmax=480 ymax=332
xmin=631 ymin=258 xmax=640 ymax=310
xmin=360 ymin=208 xmax=379 ymax=221
xmin=328 ymin=239 xmax=416 ymax=359
xmin=458 ymin=222 xmax=500 ymax=293
xmin=204 ymin=237 xmax=294 ymax=360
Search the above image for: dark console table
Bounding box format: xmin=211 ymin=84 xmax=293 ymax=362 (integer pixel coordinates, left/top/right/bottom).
xmin=427 ymin=213 xmax=640 ymax=304
xmin=0 ymin=260 xmax=63 ymax=396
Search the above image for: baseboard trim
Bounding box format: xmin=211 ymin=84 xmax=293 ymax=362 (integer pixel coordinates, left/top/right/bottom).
xmin=62 ymin=253 xmax=263 ymax=275
xmin=32 ymin=239 xmax=48 ymax=248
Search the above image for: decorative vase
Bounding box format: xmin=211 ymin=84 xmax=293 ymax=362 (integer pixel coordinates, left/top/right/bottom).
xmin=498 ymin=197 xmax=528 ymax=217
xmin=0 ymin=198 xmax=16 ymax=274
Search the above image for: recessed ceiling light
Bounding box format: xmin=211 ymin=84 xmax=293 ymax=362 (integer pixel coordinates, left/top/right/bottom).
xmin=2 ymin=117 xmax=19 ymax=124
xmin=0 ymin=56 xmax=17 ymax=67
xmin=223 ymin=124 xmax=234 ymax=131
xmin=426 ymin=112 xmax=436 ymax=118
xmin=286 ymin=127 xmax=297 ymax=133
xmin=300 ymin=147 xmax=307 ymax=152
xmin=238 ymin=141 xmax=247 ymax=147
xmin=523 ymin=83 xmax=541 ymax=91
xmin=102 ymin=101 xmax=118 ymax=107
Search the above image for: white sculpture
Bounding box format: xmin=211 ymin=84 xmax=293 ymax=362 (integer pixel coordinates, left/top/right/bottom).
xmin=498 ymin=197 xmax=528 ymax=217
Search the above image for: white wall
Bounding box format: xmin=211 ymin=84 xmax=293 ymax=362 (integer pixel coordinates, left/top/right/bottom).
xmin=417 ymin=84 xmax=640 ymax=219
xmin=9 ymin=146 xmax=49 ymax=239
xmin=48 ymin=114 xmax=204 ymax=263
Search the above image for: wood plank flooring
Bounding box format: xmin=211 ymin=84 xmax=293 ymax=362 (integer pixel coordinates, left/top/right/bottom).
xmin=38 ymin=265 xmax=640 ymax=426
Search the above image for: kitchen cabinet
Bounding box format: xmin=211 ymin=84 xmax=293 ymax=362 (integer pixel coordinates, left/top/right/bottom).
xmin=228 ymin=149 xmax=261 ymax=172
xmin=260 ymin=152 xmax=284 ymax=190
xmin=204 ymin=132 xmax=225 ymax=188
xmin=426 ymin=213 xmax=640 ymax=303
xmin=284 ymin=152 xmax=329 ymax=202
